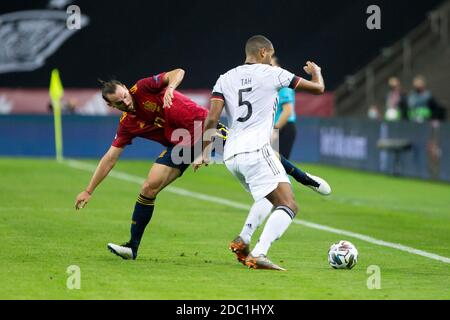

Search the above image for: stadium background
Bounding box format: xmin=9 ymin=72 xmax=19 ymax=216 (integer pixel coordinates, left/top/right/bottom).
xmin=1 ymin=0 xmax=449 ymax=181
xmin=0 ymin=0 xmax=444 ymax=89
xmin=1 ymin=0 xmax=450 ymax=301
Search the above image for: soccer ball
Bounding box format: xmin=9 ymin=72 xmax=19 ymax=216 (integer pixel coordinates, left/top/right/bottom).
xmin=328 ymin=240 xmax=358 ymax=269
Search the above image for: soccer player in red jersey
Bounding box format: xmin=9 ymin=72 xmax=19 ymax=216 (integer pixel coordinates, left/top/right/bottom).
xmin=74 ymin=68 xmax=209 ymax=260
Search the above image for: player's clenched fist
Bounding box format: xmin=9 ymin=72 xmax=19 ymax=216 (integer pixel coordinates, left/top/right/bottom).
xmin=75 ymin=190 xmax=91 ymax=210
xmin=303 ymin=61 xmax=321 ymax=75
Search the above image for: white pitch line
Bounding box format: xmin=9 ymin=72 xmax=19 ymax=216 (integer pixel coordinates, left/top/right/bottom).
xmin=294 ymin=220 xmax=450 ymax=264
xmin=65 ymin=159 xmax=450 ymax=265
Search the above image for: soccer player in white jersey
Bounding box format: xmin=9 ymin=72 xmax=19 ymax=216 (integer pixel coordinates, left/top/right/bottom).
xmin=195 ymin=35 xmax=325 ymax=271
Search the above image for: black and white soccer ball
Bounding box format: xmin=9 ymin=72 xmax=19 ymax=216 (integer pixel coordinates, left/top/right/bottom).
xmin=328 ymin=240 xmax=358 ymax=269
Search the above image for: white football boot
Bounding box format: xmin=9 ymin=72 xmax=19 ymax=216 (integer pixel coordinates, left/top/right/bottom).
xmin=305 ymin=173 xmax=332 ymax=196
xmin=107 ymin=242 xmax=136 ymax=260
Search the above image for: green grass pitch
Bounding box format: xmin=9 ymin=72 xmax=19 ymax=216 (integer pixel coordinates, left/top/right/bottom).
xmin=0 ymin=157 xmax=449 ymax=299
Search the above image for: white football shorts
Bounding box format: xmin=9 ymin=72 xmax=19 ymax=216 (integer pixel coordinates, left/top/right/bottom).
xmin=224 ymin=144 xmax=290 ymax=201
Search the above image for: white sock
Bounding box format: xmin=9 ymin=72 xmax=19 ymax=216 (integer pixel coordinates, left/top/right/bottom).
xmin=251 ymin=206 xmax=295 ymax=257
xmin=239 ymin=198 xmax=273 ymax=244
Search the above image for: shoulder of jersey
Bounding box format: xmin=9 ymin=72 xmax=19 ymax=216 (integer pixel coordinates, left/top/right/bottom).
xmin=119 ymin=112 xmax=128 ymax=123
xmin=221 ymin=64 xmax=277 ymax=77
xmin=129 ymin=83 xmax=138 ymax=95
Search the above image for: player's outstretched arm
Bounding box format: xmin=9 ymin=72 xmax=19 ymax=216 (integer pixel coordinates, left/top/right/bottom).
xmin=162 ymin=68 xmax=185 ymax=108
xmin=75 ymin=146 xmax=123 ymax=210
xmin=296 ymin=61 xmax=325 ymax=95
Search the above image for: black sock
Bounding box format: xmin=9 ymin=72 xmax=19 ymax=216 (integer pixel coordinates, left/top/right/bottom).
xmin=129 ymin=194 xmax=155 ymax=252
xmin=280 ymin=155 xmax=319 ymax=187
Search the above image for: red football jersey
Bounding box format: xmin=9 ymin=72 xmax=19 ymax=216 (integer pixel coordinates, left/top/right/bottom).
xmin=112 ymin=73 xmax=208 ymax=148
xmin=111 ymin=112 xmax=171 ymax=148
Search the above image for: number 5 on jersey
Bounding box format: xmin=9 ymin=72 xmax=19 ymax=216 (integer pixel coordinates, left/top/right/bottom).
xmin=237 ymin=87 xmax=252 ymax=122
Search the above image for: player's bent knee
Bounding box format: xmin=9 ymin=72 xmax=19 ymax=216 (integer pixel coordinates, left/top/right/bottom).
xmin=140 ymin=182 xmax=161 ymax=199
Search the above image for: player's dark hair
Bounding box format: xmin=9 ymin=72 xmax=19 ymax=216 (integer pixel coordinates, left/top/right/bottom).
xmin=98 ymin=79 xmax=124 ymax=103
xmin=245 ymin=35 xmax=273 ymax=57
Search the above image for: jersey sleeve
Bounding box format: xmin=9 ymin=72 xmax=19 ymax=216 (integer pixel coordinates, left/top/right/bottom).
xmin=278 ymin=87 xmax=295 ymax=106
xmin=138 ymin=72 xmax=167 ymax=93
xmin=275 ymin=68 xmax=301 ymax=91
xmin=111 ymin=124 xmax=134 ymax=148
xmin=211 ymin=75 xmax=225 ymax=101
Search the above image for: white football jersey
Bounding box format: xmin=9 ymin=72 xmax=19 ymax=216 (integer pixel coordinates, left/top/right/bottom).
xmin=212 ymin=63 xmax=300 ymax=160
